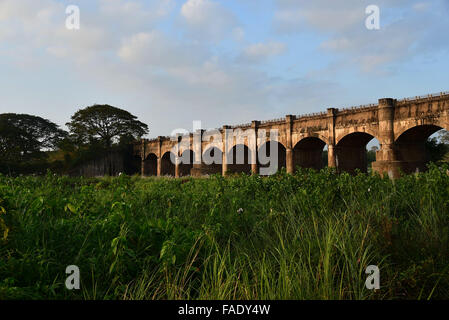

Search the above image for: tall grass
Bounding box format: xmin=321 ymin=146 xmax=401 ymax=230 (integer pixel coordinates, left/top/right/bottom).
xmin=0 ymin=165 xmax=448 ymax=299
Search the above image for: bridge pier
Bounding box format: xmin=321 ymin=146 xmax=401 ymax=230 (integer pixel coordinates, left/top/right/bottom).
xmin=157 ymin=157 xmax=161 ymax=177
xmin=222 ymin=154 xmax=228 ymax=176
xmin=175 ymin=159 xmax=180 ymax=178
xmin=372 ymin=98 xmax=401 ymax=178
xmin=286 ymin=148 xmax=293 ymax=174
xmin=327 ymin=108 xmax=337 ymax=170
xmin=285 ymin=115 xmax=294 ymax=174
xmin=222 ymin=125 xmax=230 ymax=176
xmin=251 ymin=121 xmax=259 ymax=175
xmin=251 ymin=162 xmax=259 ymax=175
xmin=140 ymin=157 xmax=145 ymax=177
xmin=328 ymin=145 xmax=337 ymax=168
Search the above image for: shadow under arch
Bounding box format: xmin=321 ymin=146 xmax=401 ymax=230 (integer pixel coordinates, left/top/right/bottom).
xmin=144 ymin=153 xmax=158 ymax=176
xmin=258 ymin=141 xmax=287 ymax=175
xmin=293 ymin=137 xmax=327 ymax=171
xmin=161 ymin=151 xmax=176 ymax=176
xmin=128 ymin=155 xmax=142 ymax=175
xmin=179 ymin=149 xmax=195 ymax=177
xmin=336 ymin=132 xmax=376 ymax=174
xmin=394 ymin=124 xmax=447 ymax=173
xmin=202 ymin=146 xmax=223 ymax=175
xmin=226 ymin=144 xmax=253 ymax=175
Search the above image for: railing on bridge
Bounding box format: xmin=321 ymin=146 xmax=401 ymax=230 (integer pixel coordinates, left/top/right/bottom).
xmin=339 ymin=103 xmax=378 ymax=113
xmin=230 ymin=123 xmax=252 ymax=129
xmin=296 ymin=111 xmax=327 ymax=120
xmin=260 ymin=118 xmax=284 ymax=125
xmin=398 ymin=91 xmax=449 ymax=102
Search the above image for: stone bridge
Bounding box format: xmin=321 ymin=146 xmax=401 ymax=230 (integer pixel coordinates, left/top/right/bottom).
xmin=133 ymin=92 xmax=449 ymax=178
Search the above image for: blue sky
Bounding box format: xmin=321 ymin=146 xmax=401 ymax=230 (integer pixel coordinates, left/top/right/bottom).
xmin=1 ymin=0 xmax=449 ymax=138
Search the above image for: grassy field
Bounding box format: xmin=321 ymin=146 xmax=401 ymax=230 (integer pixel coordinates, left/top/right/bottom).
xmin=0 ymin=166 xmax=448 ymax=300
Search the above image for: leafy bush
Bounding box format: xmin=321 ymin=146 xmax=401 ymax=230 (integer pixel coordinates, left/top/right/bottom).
xmin=0 ymin=166 xmax=448 ymax=300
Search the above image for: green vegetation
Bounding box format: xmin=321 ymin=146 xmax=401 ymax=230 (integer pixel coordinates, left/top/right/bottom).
xmin=0 ymin=113 xmax=67 ymax=175
xmin=0 ymin=105 xmax=148 ymax=176
xmin=1 ymin=166 xmax=448 ymax=300
xmin=66 ymin=104 xmax=148 ymax=149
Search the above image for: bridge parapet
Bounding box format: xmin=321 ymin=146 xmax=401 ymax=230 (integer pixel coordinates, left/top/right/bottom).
xmin=338 ymin=103 xmax=378 ymax=114
xmin=397 ymin=91 xmax=449 ymax=104
xmin=260 ymin=118 xmax=285 ymax=125
xmin=230 ymin=123 xmax=252 ymax=129
xmin=296 ymin=111 xmax=327 ymax=120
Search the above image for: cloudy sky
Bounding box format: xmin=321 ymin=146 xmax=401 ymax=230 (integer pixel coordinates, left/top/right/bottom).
xmin=1 ymin=0 xmax=449 ymax=137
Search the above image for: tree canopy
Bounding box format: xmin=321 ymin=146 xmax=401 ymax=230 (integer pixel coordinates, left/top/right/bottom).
xmin=0 ymin=113 xmax=67 ymax=162
xmin=439 ymin=130 xmax=449 ymax=144
xmin=426 ymin=130 xmax=449 ymax=163
xmin=66 ymin=104 xmax=148 ymax=148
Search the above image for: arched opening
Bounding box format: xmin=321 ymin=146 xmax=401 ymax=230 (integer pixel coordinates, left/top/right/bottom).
xmin=293 ymin=137 xmax=327 ymax=171
xmin=258 ymin=141 xmax=286 ymax=175
xmin=428 ymin=128 xmax=449 ymax=163
xmin=202 ymin=147 xmax=222 ymax=175
xmin=366 ymin=138 xmax=380 ymax=172
xmin=336 ymin=132 xmax=376 ymax=174
xmin=395 ymin=125 xmax=449 ymax=173
xmin=144 ymin=153 xmax=158 ymax=176
xmin=126 ymin=155 xmax=142 ymax=175
xmin=179 ymin=150 xmax=195 ymax=177
xmin=161 ymin=152 xmax=176 ymax=176
xmin=226 ymin=144 xmax=253 ymax=175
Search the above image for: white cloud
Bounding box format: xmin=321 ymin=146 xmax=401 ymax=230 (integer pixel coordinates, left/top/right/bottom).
xmin=98 ymin=0 xmax=175 ymax=29
xmin=274 ymin=0 xmax=366 ymax=34
xmin=117 ymin=31 xmax=208 ymax=69
xmin=232 ymin=27 xmax=245 ymax=42
xmin=180 ymin=0 xmax=239 ymax=41
xmin=412 ymin=2 xmax=430 ymax=11
xmin=241 ymin=42 xmax=287 ymax=63
xmin=274 ymin=0 xmax=449 ymax=74
xmin=118 ymin=32 xmax=167 ymax=64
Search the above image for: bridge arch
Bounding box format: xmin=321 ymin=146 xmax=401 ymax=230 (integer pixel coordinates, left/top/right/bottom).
xmin=394 ymin=122 xmax=449 ymax=142
xmin=258 ymin=141 xmax=287 ymax=175
xmin=202 ymin=146 xmax=223 ymax=175
xmin=293 ymin=136 xmax=327 ymax=171
xmin=226 ymin=144 xmax=254 ymax=175
xmin=335 ymin=129 xmax=379 ymax=146
xmin=129 ymin=154 xmax=142 ymax=175
xmin=292 ymin=133 xmax=329 ymax=148
xmin=143 ymin=153 xmax=158 ymax=176
xmin=336 ymin=132 xmax=377 ymax=174
xmin=161 ymin=151 xmax=176 ymax=176
xmin=179 ymin=149 xmax=195 ymax=177
xmin=394 ymin=124 xmax=447 ymax=173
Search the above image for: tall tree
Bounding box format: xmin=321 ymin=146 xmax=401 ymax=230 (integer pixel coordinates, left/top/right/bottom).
xmin=426 ymin=135 xmax=449 ymax=163
xmin=67 ymin=105 xmax=149 ymax=148
xmin=0 ymin=113 xmax=67 ymax=162
xmin=438 ymin=130 xmax=449 ymax=163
